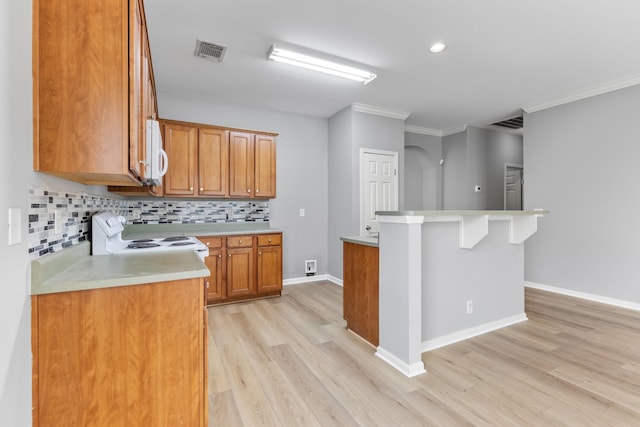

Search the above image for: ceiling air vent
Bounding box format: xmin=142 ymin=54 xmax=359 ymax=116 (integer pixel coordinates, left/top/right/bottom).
xmin=491 ymin=116 xmax=523 ymax=130
xmin=194 ymin=40 xmax=227 ymax=61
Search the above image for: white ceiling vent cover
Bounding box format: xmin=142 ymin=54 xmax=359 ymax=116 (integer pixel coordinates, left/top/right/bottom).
xmin=194 ymin=40 xmax=227 ymax=61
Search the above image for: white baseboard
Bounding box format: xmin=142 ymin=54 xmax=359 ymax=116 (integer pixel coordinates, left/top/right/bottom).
xmin=525 ymin=281 xmax=640 ymax=312
xmin=375 ymin=347 xmax=426 ymax=378
xmin=283 ymin=274 xmax=343 ymax=287
xmin=421 ymin=313 xmax=528 ymax=352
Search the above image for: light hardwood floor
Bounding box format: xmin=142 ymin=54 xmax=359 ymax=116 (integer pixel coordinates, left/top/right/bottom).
xmin=207 ymin=282 xmax=640 ymax=426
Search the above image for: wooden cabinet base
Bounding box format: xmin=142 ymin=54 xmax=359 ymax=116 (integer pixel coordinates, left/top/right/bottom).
xmin=343 ymin=242 xmax=379 ymax=346
xmin=206 ymin=290 xmax=282 ymax=307
xmin=31 ymin=278 xmax=207 ymax=427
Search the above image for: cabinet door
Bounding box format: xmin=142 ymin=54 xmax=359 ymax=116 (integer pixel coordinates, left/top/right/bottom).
xmin=163 ymin=123 xmax=198 ymax=196
xmin=227 ymin=247 xmax=255 ymax=297
xmin=254 ymin=134 xmax=276 ymax=198
xmin=199 ymin=128 xmax=229 ymax=197
xmin=32 ymin=279 xmax=205 ymax=426
xmin=257 ymin=245 xmax=282 ymax=294
xmin=200 ymin=237 xmax=226 ymax=303
xmin=229 ymin=131 xmax=254 ymax=197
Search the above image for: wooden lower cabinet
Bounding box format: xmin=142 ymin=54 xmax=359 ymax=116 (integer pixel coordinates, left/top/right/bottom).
xmin=31 ymin=278 xmax=207 ymax=427
xmin=199 ymin=233 xmax=283 ymax=305
xmin=343 ymin=241 xmax=379 ymax=346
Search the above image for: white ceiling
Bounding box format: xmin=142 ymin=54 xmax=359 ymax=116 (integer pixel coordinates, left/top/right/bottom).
xmin=144 ymin=0 xmax=640 ymax=133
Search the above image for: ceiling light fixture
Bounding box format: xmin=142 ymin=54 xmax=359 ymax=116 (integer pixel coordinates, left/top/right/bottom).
xmin=429 ymin=42 xmax=447 ymax=54
xmin=267 ymin=43 xmax=377 ymax=84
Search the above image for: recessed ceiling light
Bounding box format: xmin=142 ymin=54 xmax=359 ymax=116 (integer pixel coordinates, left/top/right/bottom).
xmin=429 ymin=42 xmax=447 ymax=54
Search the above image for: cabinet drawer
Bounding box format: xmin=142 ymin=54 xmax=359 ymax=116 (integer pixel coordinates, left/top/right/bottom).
xmin=226 ymin=235 xmax=253 ymax=248
xmin=198 ymin=236 xmax=222 ymax=248
xmin=257 ymin=234 xmax=281 ymax=247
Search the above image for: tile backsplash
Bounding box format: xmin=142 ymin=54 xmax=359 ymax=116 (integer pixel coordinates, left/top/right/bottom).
xmin=28 ymin=186 xmax=269 ymax=259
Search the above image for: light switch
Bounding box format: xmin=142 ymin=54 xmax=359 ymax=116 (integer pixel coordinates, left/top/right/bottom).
xmin=8 ymin=208 xmax=21 ymax=245
xmin=299 ymin=208 xmax=305 ymax=217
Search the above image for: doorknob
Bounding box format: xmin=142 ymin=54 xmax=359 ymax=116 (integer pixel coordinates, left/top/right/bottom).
xmin=365 ymin=225 xmax=371 ymax=231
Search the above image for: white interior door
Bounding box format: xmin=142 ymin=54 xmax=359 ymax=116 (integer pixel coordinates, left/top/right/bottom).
xmin=361 ymin=149 xmax=398 ymax=237
xmin=505 ymin=166 xmax=523 ymax=210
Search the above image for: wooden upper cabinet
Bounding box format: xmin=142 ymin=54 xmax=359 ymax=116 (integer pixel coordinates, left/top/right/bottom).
xmin=163 ymin=123 xmax=198 ymax=196
xmin=229 ymin=132 xmax=254 ymax=198
xmin=199 ymin=128 xmax=229 ymax=197
xmin=229 ymin=132 xmax=276 ymax=198
xmin=33 ymin=0 xmax=156 ymax=186
xmin=254 ymin=135 xmax=277 ymax=198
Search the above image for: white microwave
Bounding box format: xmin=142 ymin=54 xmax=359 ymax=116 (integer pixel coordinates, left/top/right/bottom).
xmin=145 ymin=119 xmax=168 ymax=186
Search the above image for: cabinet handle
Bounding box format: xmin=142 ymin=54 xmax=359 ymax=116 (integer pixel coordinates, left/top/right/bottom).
xmin=190 ymin=187 xmax=193 ymax=191
xmin=228 ymin=254 xmax=231 ymax=257
xmin=200 ymin=187 xmax=204 ymax=191
xmin=268 ymin=239 xmax=271 ymax=243
xmin=206 ymin=242 xmax=210 ymax=246
xmin=239 ymin=240 xmax=242 ymax=244
xmin=258 ymin=252 xmax=262 ymax=255
xmin=205 ymin=280 xmax=209 ymax=289
xmin=218 ymin=254 xmax=221 ymax=258
xmin=256 ymin=189 xmax=259 ymax=193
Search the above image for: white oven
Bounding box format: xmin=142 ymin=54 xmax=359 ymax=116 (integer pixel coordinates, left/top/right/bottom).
xmin=92 ymin=211 xmax=209 ymax=260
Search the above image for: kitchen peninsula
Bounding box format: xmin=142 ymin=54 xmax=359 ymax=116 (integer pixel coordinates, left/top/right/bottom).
xmin=363 ymin=210 xmax=547 ymax=377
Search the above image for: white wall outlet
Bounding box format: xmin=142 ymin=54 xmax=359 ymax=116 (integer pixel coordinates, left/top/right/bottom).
xmin=54 ymin=208 xmax=64 ymax=234
xmin=466 ymin=300 xmax=473 ymax=314
xmin=305 ymin=259 xmax=317 ymax=275
xmin=299 ymin=208 xmax=305 ymax=217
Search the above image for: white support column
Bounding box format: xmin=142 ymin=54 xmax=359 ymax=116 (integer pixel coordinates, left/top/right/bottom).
xmin=376 ymin=215 xmax=426 ymax=377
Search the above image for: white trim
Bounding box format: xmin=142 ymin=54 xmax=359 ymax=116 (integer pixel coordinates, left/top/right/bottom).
xmin=421 ymin=313 xmax=528 ymax=352
xmin=282 ymin=274 xmax=343 ymax=287
xmin=377 ymin=215 xmax=424 ymax=224
xmin=405 ymin=125 xmax=443 ymax=137
xmin=375 ymin=347 xmax=426 ymax=378
xmin=525 ymin=281 xmax=640 ymax=312
xmin=442 ymin=124 xmax=468 ymax=136
xmin=352 ymin=103 xmax=410 ymax=120
xmin=523 ymin=75 xmax=640 ymax=114
xmin=404 ymin=124 xmax=468 ymax=137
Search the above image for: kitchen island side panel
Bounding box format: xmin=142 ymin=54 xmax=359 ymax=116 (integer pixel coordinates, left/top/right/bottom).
xmin=421 ymin=220 xmax=525 ymax=342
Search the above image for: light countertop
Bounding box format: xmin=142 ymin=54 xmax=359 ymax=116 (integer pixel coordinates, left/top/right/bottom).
xmin=31 ymin=242 xmax=210 ymax=295
xmin=340 ymin=236 xmax=379 ymax=247
xmin=122 ymin=222 xmax=281 ymax=240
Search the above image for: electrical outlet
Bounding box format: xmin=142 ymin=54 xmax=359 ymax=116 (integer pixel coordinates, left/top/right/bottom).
xmin=466 ymin=300 xmax=473 ymax=314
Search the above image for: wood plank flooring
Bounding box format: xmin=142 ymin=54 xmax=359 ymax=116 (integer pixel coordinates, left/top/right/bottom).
xmin=207 ymin=282 xmax=640 ymax=426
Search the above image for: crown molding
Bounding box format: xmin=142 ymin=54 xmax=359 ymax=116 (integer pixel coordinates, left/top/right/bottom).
xmin=404 ymin=125 xmax=443 ymax=136
xmin=442 ymin=124 xmax=467 ymax=136
xmin=523 ymin=74 xmax=640 ymax=114
xmin=352 ymin=103 xmax=411 ymax=120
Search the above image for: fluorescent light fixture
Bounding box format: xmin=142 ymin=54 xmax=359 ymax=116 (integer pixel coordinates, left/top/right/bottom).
xmin=267 ymin=43 xmax=377 ymax=84
xmin=429 ymin=42 xmax=447 ymax=54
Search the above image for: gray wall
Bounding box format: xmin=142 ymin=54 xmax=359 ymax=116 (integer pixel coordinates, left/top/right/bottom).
xmin=157 ymin=93 xmax=329 ymax=280
xmin=442 ymin=127 xmax=522 ymax=210
xmin=405 ymin=132 xmax=443 ymax=210
xmin=524 ymin=84 xmax=640 ymax=303
xmin=327 ymin=107 xmax=353 ymax=280
xmin=442 ymin=131 xmax=468 ymax=209
xmin=327 ymin=107 xmax=406 ymax=280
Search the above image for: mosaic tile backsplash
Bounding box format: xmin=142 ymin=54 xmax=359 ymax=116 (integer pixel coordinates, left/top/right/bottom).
xmin=28 ymin=186 xmax=270 ymax=259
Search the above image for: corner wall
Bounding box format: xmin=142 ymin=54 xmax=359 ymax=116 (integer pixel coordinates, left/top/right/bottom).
xmin=524 ymin=84 xmax=640 ymax=303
